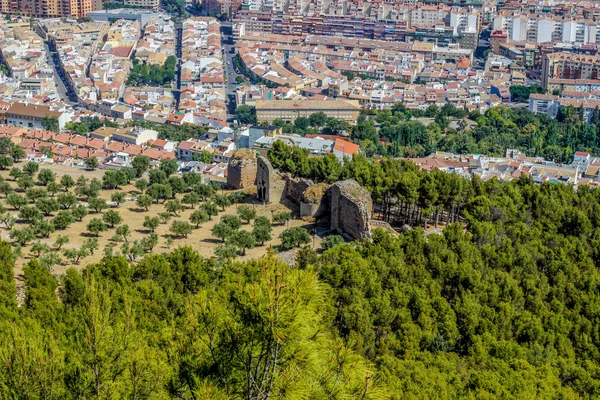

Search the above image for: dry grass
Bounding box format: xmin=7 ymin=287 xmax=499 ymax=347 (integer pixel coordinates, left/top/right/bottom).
xmin=0 ymin=163 xmax=321 ymax=285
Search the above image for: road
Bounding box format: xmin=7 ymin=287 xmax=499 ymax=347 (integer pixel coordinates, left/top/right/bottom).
xmin=44 ymin=42 xmax=76 ymax=105
xmin=173 ymin=22 xmax=183 ymax=109
xmin=220 ymin=21 xmax=242 ymax=119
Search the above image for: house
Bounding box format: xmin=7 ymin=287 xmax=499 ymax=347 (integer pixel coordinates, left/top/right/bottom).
xmin=5 ymin=103 xmax=71 ymax=130
xmin=112 ymin=128 xmax=159 ymax=145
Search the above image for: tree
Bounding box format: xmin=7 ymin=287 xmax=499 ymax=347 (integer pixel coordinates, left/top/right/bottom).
xmin=33 ymin=219 xmax=55 ymax=238
xmin=279 ymin=227 xmax=311 ymax=249
xmin=41 ymin=115 xmax=59 ymax=132
xmin=294 ymin=116 xmax=310 ymax=132
xmin=40 ymin=253 xmax=61 ymax=270
xmin=121 ymin=240 xmax=144 ymax=262
xmin=71 ymin=204 xmax=88 ymax=221
xmin=82 ymin=237 xmax=99 ymax=255
xmin=60 ymin=174 xmax=75 ymax=191
xmin=214 ymin=244 xmax=237 ymax=259
xmin=53 ymin=210 xmax=74 ymax=230
xmin=10 ymin=146 xmax=25 ymax=163
xmin=189 ymin=209 xmax=209 ymax=228
xmin=214 ymin=194 xmax=231 ymax=211
xmin=194 ymin=184 xmax=213 ymax=201
xmin=159 ymin=212 xmax=172 ymax=224
xmin=0 ymin=155 xmax=13 ymax=170
xmin=165 ymin=199 xmax=183 ymax=216
xmin=47 ymin=182 xmax=61 ymax=197
xmin=102 ymin=210 xmax=122 ymax=228
xmin=211 ymin=222 xmax=232 ymax=242
xmin=36 ymin=197 xmax=59 ymax=216
xmin=321 ymin=234 xmax=345 ymax=249
xmin=273 ymin=211 xmax=291 ymax=225
xmin=0 ymin=240 xmax=16 ymax=318
xmin=182 ymin=192 xmax=200 ymax=209
xmin=6 ymin=193 xmax=27 ymax=210
xmin=17 ymin=175 xmax=34 ymax=190
xmin=26 ymin=187 xmax=48 ymax=203
xmin=252 ymin=223 xmax=272 ymax=245
xmin=84 ymin=157 xmax=99 ymax=171
xmin=88 ymin=197 xmax=109 ymax=213
xmin=309 ymin=112 xmax=328 ymax=127
xmin=221 ymin=214 xmax=242 ymax=230
xmin=31 ymin=241 xmax=50 ymax=257
xmin=0 ymin=181 xmax=12 ymax=197
xmin=19 ymin=206 xmax=42 ymax=223
xmin=510 ymin=85 xmax=532 ymax=102
xmin=159 ymin=158 xmax=179 ymax=177
xmin=135 ymin=179 xmax=148 ymax=193
xmin=37 ymin=169 xmax=56 ymax=186
xmin=143 ymin=216 xmax=159 ymax=232
xmin=110 ymin=192 xmax=126 ymax=207
xmin=136 ymin=194 xmax=153 ymax=211
xmin=23 ymin=161 xmax=39 ymax=177
xmin=237 ymin=205 xmax=256 ymax=224
xmin=235 ymin=105 xmax=257 ymax=125
xmin=170 ymin=220 xmax=193 ymax=238
xmin=140 ymin=232 xmax=158 ymax=252
xmin=9 ymin=228 xmax=35 ymax=246
xmin=86 ymin=217 xmax=107 ymax=237
xmin=202 ymin=202 xmax=219 ymax=220
xmin=229 ymin=230 xmax=255 ymax=255
xmin=132 ymin=155 xmax=150 ymax=177
xmin=147 ymin=184 xmax=172 ymax=203
xmin=9 ymin=167 xmax=21 ymax=181
xmin=53 ymin=235 xmax=69 ymax=250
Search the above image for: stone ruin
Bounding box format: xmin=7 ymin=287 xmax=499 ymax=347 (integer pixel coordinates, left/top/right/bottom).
xmin=256 ymin=156 xmax=285 ymax=203
xmin=246 ymin=155 xmax=373 ymax=240
xmin=227 ymin=149 xmax=257 ymax=189
xmin=330 ymin=179 xmax=372 ymax=240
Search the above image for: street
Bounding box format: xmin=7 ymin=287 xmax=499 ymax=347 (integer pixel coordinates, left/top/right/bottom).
xmin=220 ymin=21 xmax=242 ymax=119
xmin=43 ymin=42 xmax=76 ymax=106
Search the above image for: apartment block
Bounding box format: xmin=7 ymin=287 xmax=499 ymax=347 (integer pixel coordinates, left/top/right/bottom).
xmin=2 ymin=0 xmax=102 ymax=18
xmin=542 ymin=52 xmax=600 ymax=88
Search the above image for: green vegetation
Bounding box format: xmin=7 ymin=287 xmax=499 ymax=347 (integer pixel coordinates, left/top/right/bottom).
xmin=509 ymin=83 xmax=545 ymax=102
xmin=65 ymin=116 xmax=118 ymax=135
xmin=127 ymin=119 xmax=208 ymax=142
xmin=234 ymin=104 xmax=257 ymax=125
xmin=126 ymin=57 xmax=177 ymax=87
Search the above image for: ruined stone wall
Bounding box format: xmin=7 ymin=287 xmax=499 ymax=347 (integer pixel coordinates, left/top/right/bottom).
xmin=256 ymin=156 xmax=273 ymax=202
xmin=227 ymin=150 xmax=257 ymax=189
xmin=282 ymin=174 xmax=314 ymax=204
xmin=300 ymin=182 xmax=330 ymax=218
xmin=330 ymin=180 xmax=372 ymax=240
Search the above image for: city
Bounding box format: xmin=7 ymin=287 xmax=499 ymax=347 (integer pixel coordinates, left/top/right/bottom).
xmin=1 ymin=0 xmax=600 ymax=398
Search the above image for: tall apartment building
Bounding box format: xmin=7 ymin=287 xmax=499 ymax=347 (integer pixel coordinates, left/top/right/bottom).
xmin=1 ymin=0 xmax=102 ymax=17
xmin=542 ymin=52 xmax=600 ymax=88
xmin=494 ymin=13 xmax=599 ymax=45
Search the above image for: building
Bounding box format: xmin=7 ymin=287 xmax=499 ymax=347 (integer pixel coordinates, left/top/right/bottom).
xmin=3 ymin=0 xmax=102 ymax=18
xmin=111 ymin=128 xmax=158 ymax=145
xmin=4 ymin=103 xmax=70 ymax=130
xmin=239 ymin=125 xmax=282 ymax=148
xmin=542 ymin=52 xmax=600 ymax=89
xmin=528 ymin=93 xmax=560 ymax=117
xmin=87 ymin=9 xmax=161 ymax=27
xmin=255 ymin=99 xmax=361 ymax=124
xmin=123 ymin=0 xmax=159 ymax=7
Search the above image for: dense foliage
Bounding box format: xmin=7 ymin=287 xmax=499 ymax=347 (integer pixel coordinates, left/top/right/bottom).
xmin=127 ymin=119 xmax=207 ymax=142
xmin=126 ymin=57 xmax=177 ymax=87
xmin=4 ymin=170 xmax=600 ymax=396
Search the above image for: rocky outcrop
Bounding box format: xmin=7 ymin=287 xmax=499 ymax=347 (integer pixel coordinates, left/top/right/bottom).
xmin=330 ymin=179 xmax=372 ymax=240
xmin=227 ymin=149 xmax=257 ymax=189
